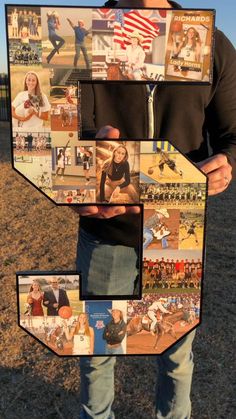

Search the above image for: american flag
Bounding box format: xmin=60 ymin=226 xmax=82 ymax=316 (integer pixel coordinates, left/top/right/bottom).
xmin=93 ymin=8 xmax=115 ymax=20
xmin=114 ymin=9 xmax=160 ymax=51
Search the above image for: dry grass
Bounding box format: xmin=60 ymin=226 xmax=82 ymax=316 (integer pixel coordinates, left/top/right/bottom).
xmin=1 ymin=121 xmax=236 ymax=418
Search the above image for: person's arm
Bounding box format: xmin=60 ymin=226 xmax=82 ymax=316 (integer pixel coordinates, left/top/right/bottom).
xmin=63 ymin=322 xmax=75 ymax=340
xmin=171 ymin=34 xmax=184 ymax=56
xmin=26 ymin=292 xmax=32 ymax=303
xmin=119 ymin=161 xmax=131 ymax=189
xmin=114 ymin=321 xmax=127 ymax=343
xmin=67 ymin=18 xmax=75 ymax=29
xmin=100 ymin=170 xmax=107 ymax=202
xmin=32 ymin=109 xmax=49 ymax=121
xmin=65 ymin=139 xmax=70 ymax=149
xmin=62 ymin=140 xmax=70 ymax=156
xmin=12 ymin=105 xmax=34 ymax=123
xmin=200 ymin=30 xmax=236 ymax=194
xmin=102 ymin=324 xmax=109 ymax=341
xmin=42 ymin=291 xmax=50 ymax=307
xmin=89 ymin=327 xmax=94 ymax=354
xmin=157 ymin=301 xmax=170 ymax=314
xmin=63 ymin=290 xmax=70 ymax=307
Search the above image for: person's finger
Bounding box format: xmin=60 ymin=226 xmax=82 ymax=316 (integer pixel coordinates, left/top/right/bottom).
xmin=208 ymin=178 xmax=231 ymax=195
xmin=96 ymin=125 xmax=120 ymax=139
xmin=208 ymin=183 xmax=230 ymax=196
xmin=197 ymin=154 xmax=229 ymax=174
xmin=125 ymin=206 xmax=141 ymax=214
xmin=72 ymin=206 xmax=99 ymax=216
xmin=96 ymin=206 xmax=127 ymax=218
xmin=204 ymin=165 xmax=232 ymax=184
xmin=207 ymin=171 xmax=232 ymax=187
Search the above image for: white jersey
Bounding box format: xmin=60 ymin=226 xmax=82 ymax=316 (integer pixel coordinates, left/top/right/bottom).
xmin=73 ymin=332 xmax=91 ymax=355
xmin=179 ymin=44 xmax=196 ymax=62
xmin=57 ymin=154 xmax=65 ymax=169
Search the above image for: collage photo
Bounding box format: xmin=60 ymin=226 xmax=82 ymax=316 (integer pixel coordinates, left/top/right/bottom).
xmin=18 ymin=273 xmax=201 ymax=356
xmin=8 ymin=5 xmax=208 ymax=356
xmin=8 ymin=6 xmax=215 ymax=84
xmin=17 ymin=138 xmax=207 ymax=356
xmin=7 ymin=6 xmax=214 ymax=205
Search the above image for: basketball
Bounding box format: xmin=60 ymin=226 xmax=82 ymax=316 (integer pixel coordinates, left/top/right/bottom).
xmin=69 ymin=132 xmax=74 ymax=138
xmin=148 ymin=168 xmax=154 ymax=175
xmin=58 ymin=306 xmax=72 ymax=319
xmin=171 ymin=21 xmax=183 ymax=33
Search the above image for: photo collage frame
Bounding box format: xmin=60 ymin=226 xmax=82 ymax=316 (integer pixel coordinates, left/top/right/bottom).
xmin=6 ymin=5 xmax=211 ymax=355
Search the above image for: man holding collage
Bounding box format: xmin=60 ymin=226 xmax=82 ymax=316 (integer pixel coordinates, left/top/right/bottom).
xmin=75 ymin=0 xmax=236 ymax=418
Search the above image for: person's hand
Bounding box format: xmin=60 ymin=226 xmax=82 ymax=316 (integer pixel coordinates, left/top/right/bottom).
xmin=53 ymin=303 xmax=59 ymax=308
xmin=109 ymin=186 xmax=121 ymax=202
xmin=73 ymin=205 xmax=140 ymax=219
xmin=197 ymin=153 xmax=232 ymax=195
xmin=27 ymin=106 xmax=35 ymax=115
xmin=44 ymin=300 xmax=49 ymax=305
xmin=95 ymin=125 xmax=120 ymax=139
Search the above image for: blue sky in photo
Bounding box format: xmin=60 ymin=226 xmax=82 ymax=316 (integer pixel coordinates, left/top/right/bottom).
xmin=0 ymin=0 xmax=235 ymax=73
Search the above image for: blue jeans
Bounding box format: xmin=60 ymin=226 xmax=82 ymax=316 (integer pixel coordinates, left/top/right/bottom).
xmin=105 ymin=344 xmax=123 ymax=355
xmin=80 ymin=331 xmax=195 ymax=419
xmin=47 ymin=33 xmax=65 ymax=63
xmin=78 ymin=228 xmax=195 ymax=418
xmin=74 ymin=42 xmax=90 ymax=69
xmin=76 ymin=228 xmax=139 ymax=297
xmin=143 ymin=227 xmax=153 ymax=249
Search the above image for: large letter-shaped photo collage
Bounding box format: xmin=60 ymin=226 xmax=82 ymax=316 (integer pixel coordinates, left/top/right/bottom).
xmin=7 ymin=5 xmax=211 ymax=355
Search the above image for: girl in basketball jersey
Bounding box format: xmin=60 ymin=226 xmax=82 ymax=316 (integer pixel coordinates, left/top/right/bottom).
xmin=172 ymin=27 xmax=201 ymax=63
xmin=63 ymin=313 xmax=94 ymax=355
xmin=55 ymin=139 xmax=70 ymax=180
xmin=158 ymin=151 xmax=183 ymax=178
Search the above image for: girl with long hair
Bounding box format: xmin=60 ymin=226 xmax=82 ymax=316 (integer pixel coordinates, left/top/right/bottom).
xmin=99 ymin=144 xmax=139 ymax=203
xmin=103 ymin=309 xmax=126 ymax=355
xmin=63 ymin=313 xmax=94 ymax=355
xmin=12 ymin=71 xmax=50 ymax=129
xmin=26 ymin=281 xmax=44 ymax=316
xmin=173 ymin=27 xmax=202 ymax=62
